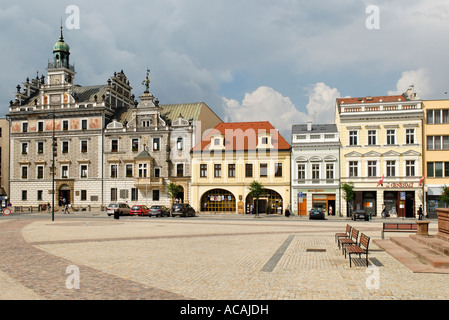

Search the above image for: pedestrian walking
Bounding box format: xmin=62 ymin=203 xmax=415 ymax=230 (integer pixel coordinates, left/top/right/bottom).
xmin=418 ymin=205 xmax=423 ymax=220
xmin=285 ymin=204 xmax=291 ymax=217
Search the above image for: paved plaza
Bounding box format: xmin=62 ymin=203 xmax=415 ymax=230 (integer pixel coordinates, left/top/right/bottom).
xmin=0 ymin=212 xmax=448 ymax=301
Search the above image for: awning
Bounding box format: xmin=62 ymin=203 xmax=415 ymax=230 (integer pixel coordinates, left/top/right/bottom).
xmin=428 ymin=186 xmax=443 ymax=196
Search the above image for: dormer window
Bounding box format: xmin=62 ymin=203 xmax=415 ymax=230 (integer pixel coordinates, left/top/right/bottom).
xmin=209 ymin=135 xmax=225 ymax=150
xmin=257 ymin=132 xmax=273 ymax=149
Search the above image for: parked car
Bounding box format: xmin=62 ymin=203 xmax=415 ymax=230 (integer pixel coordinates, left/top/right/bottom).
xmin=171 ymin=203 xmax=196 ymax=217
xmin=130 ymin=205 xmax=150 ymax=216
xmin=107 ymin=203 xmax=131 ymax=216
xmin=352 ymin=209 xmax=369 ymax=221
xmin=149 ymin=205 xmax=170 ymax=217
xmin=309 ymin=207 xmax=325 ymax=220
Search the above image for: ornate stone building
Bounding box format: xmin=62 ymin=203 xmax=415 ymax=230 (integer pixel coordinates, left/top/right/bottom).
xmin=103 ymin=71 xmax=223 ymax=207
xmin=7 ymin=28 xmax=222 ymax=210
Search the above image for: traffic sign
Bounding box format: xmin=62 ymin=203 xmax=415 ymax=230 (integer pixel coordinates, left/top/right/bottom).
xmin=2 ymin=208 xmax=11 ymax=216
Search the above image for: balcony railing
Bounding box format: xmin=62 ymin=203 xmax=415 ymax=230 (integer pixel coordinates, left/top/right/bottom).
xmin=135 ymin=177 xmax=164 ymax=189
xmin=47 ymin=62 xmax=75 ymax=72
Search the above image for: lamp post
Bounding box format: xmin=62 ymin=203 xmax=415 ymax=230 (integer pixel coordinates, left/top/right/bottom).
xmin=51 ymin=110 xmax=56 ymax=222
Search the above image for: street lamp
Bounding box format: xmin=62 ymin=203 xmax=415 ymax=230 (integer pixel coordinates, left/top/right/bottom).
xmin=51 ymin=110 xmax=56 ymax=222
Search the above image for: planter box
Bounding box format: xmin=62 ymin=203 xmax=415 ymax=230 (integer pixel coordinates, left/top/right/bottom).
xmin=437 ymin=208 xmax=449 ymax=242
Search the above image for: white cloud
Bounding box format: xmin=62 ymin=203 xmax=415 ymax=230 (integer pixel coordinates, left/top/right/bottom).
xmin=222 ymin=86 xmax=307 ymax=140
xmin=387 ymin=68 xmax=432 ymax=99
xmin=222 ymin=83 xmax=340 ymax=140
xmin=305 ymin=82 xmax=340 ymax=124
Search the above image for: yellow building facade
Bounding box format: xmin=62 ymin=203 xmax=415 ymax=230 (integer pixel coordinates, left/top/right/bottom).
xmin=335 ymin=90 xmax=424 ymax=218
xmin=422 ymin=99 xmax=449 ymax=218
xmin=190 ymin=122 xmax=291 ymax=214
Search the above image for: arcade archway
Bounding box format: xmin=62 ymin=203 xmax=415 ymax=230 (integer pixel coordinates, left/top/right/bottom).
xmin=200 ymin=189 xmax=236 ymax=212
xmin=245 ymin=189 xmax=283 ymax=214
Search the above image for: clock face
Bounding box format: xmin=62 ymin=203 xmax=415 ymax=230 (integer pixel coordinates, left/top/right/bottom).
xmin=51 ymin=75 xmax=61 ymax=84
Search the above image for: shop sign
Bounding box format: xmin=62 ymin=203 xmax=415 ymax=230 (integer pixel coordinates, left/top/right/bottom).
xmin=385 ymin=183 xmax=414 ymax=188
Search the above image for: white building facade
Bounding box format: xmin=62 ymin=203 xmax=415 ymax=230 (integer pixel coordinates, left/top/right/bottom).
xmin=291 ymin=122 xmax=340 ymax=216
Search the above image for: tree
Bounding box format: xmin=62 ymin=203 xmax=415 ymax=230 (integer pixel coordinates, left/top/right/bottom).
xmin=167 ymin=182 xmax=182 ymax=205
xmin=440 ymin=185 xmax=449 ymax=206
xmin=248 ymin=180 xmax=264 ymax=217
xmin=341 ymin=182 xmax=355 ymax=217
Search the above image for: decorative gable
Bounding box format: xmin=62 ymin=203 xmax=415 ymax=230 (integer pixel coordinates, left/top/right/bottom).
xmin=344 ymin=151 xmax=363 ymax=158
xmin=106 ymin=120 xmax=123 ymax=130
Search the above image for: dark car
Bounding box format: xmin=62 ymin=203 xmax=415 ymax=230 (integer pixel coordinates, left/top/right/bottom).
xmin=107 ymin=203 xmax=131 ymax=216
xmin=149 ymin=205 xmax=170 ymax=217
xmin=309 ymin=207 xmax=325 ymax=220
xmin=171 ymin=203 xmax=195 ymax=217
xmin=352 ymin=209 xmax=369 ymax=221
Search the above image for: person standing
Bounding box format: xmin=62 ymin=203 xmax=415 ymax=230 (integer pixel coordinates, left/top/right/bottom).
xmin=381 ymin=204 xmax=386 ymax=218
xmin=418 ymin=205 xmax=422 ymax=220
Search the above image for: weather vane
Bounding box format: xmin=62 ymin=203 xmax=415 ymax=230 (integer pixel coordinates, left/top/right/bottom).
xmin=142 ymin=68 xmax=150 ymax=93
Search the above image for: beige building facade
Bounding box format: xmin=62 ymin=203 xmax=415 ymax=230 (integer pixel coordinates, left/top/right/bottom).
xmin=422 ymin=99 xmax=449 ymax=218
xmin=191 ymin=122 xmax=291 ymax=214
xmin=335 ymin=89 xmax=424 ymax=218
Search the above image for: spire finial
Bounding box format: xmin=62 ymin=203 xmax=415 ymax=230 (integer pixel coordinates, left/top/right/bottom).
xmin=60 ymin=20 xmax=64 ymax=41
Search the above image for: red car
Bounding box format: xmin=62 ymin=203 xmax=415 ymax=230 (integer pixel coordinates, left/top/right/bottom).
xmin=130 ymin=205 xmax=150 ymax=216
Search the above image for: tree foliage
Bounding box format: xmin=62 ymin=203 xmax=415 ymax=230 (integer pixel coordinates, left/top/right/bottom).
xmin=167 ymin=182 xmax=181 ymax=204
xmin=341 ymin=182 xmax=355 ymax=215
xmin=440 ymin=185 xmax=449 ymax=205
xmin=249 ymin=180 xmax=264 ymax=216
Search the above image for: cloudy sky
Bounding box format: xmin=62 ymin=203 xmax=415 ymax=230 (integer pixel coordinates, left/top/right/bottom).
xmin=1 ymin=0 xmax=449 ymax=140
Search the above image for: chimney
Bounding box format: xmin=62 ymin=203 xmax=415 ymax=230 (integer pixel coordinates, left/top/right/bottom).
xmin=307 ymin=120 xmax=312 ymax=131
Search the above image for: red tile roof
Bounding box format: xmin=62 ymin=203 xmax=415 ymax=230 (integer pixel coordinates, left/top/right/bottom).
xmin=191 ymin=121 xmax=291 ymax=152
xmin=338 ymin=94 xmax=406 ymax=105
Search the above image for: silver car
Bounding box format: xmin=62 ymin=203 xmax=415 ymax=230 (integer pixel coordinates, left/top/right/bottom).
xmin=107 ymin=203 xmax=131 ymax=216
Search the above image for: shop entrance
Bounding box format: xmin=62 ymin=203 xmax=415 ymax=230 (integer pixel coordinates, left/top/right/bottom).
xmin=327 ymin=200 xmax=336 ymax=216
xmin=298 ymin=193 xmax=307 ymax=216
xmin=384 ymin=191 xmax=415 ymax=218
xmin=406 ymin=192 xmax=415 ymax=218
xmin=312 ymin=194 xmax=336 ymax=215
xmin=58 ymin=185 xmax=71 ymax=206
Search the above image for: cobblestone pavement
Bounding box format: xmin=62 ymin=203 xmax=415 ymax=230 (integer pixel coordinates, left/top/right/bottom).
xmin=0 ymin=213 xmax=448 ymax=300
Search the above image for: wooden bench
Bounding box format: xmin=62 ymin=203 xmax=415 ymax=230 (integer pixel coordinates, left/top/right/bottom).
xmin=345 ymin=233 xmax=370 ymax=267
xmin=339 ymin=228 xmax=359 ymax=254
xmin=335 ymin=224 xmax=352 ymax=248
xmin=381 ymin=223 xmax=418 ymax=239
